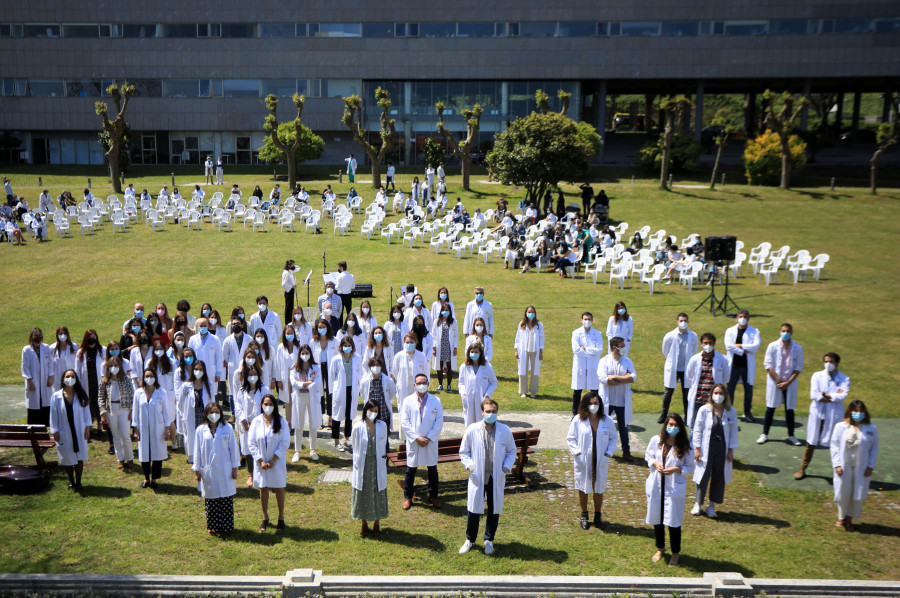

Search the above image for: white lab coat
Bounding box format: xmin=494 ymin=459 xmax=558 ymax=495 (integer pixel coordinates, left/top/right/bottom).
xmin=458 ymin=363 xmax=498 ymax=427
xmin=431 ymin=320 xmax=459 ymax=370
xmin=247 ymin=415 xmax=291 ymax=489
xmin=351 ymin=419 xmax=389 ymax=492
xmin=514 ymin=323 xmax=545 ymax=376
xmin=661 ymin=328 xmax=699 ymax=388
xmin=691 ymin=405 xmax=739 ymax=485
xmin=188 ymin=333 xmax=223 ymax=381
xmin=132 ymin=387 xmax=172 ymax=463
xmin=359 ymin=373 xmax=396 ymax=430
xmin=48 ymin=390 xmax=91 ymax=466
xmin=128 ymin=345 xmax=153 ymax=386
xmin=400 ymin=393 xmax=443 ymax=467
xmin=459 ymin=421 xmax=517 ymax=514
xmin=358 ymin=314 xmax=378 ymax=339
xmin=644 ymin=436 xmax=695 ymax=527
xmin=391 ymin=350 xmax=429 ymax=410
xmin=830 ymin=422 xmax=878 ymax=502
xmin=430 ymin=300 xmax=456 ymax=328
xmin=383 ymin=320 xmax=410 ymax=355
xmin=235 ymin=384 xmax=269 ymax=455
xmin=570 ymin=327 xmax=604 ymax=390
xmin=290 ymin=320 xmax=313 ymax=348
xmin=48 ymin=343 xmax=77 ymax=392
xmin=685 ymin=352 xmax=731 ymax=425
xmin=597 ymin=354 xmax=637 ymax=426
xmin=21 ymin=343 xmax=53 ymax=409
xmin=337 ymin=329 xmax=367 ymax=355
xmin=566 ymin=414 xmax=617 ymax=493
xmin=74 ymin=347 xmax=106 ymax=397
xmin=806 ymin=370 xmax=850 ymax=445
xmin=273 ymin=343 xmax=299 ymax=392
xmin=177 ymin=381 xmax=214 ymax=458
xmin=464 ymin=334 xmax=493 ymax=363
xmin=289 ymin=365 xmax=324 ymax=430
xmin=249 ymin=309 xmax=283 ymax=349
xmin=763 ymin=340 xmax=804 ymax=409
xmin=606 ymin=316 xmax=634 ymax=357
xmin=405 ymin=305 xmax=433 ymax=333
xmin=361 ymin=344 xmax=394 ymax=376
xmin=329 ymin=353 xmax=362 ymax=421
xmin=724 ymin=324 xmax=761 ymax=385
xmin=463 ymin=299 xmax=495 ymax=336
xmin=192 ymin=422 xmax=240 ymax=499
xmin=221 ymin=332 xmax=251 ymax=387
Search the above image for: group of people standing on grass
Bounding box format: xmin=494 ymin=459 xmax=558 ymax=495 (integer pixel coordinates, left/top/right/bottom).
xmin=19 ymin=268 xmax=879 ymax=557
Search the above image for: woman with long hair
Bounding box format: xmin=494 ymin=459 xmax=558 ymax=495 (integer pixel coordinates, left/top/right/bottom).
xmin=235 ymin=351 xmax=268 ymax=488
xmin=289 ymin=306 xmax=313 ymax=347
xmin=690 ymin=384 xmax=738 ymax=519
xmin=99 ymin=354 xmax=135 ymax=469
xmin=329 ymin=336 xmax=363 ymax=451
xmin=133 ymin=367 xmax=175 ymax=489
xmin=567 ymin=391 xmax=617 ymax=530
xmin=514 ymin=306 xmax=545 ymax=398
xmin=358 ymin=299 xmax=378 ymax=339
xmin=464 ymin=317 xmax=493 ymax=363
xmin=289 ymin=344 xmax=322 ymax=462
xmin=458 ymin=342 xmax=497 ymax=427
xmin=274 ymin=324 xmax=300 ymax=408
xmin=49 ymin=369 xmax=91 ymax=490
xmin=384 ymin=304 xmax=409 ymax=358
xmin=148 ymin=340 xmax=176 ymax=447
xmin=22 ymin=328 xmax=52 ymax=425
xmin=350 ymin=399 xmax=390 ymax=537
xmin=49 ymin=326 xmax=78 ymax=392
xmin=252 ymin=327 xmax=277 ymax=391
xmin=430 ymin=287 xmax=454 ymax=330
xmin=606 ymin=301 xmax=634 ymax=358
xmin=75 ymin=329 xmax=105 ymax=435
xmin=312 ymin=319 xmax=338 ymax=429
xmin=338 ymin=312 xmax=367 ymax=356
xmin=431 ymin=303 xmax=458 ymax=392
xmin=830 ymin=400 xmax=879 ymax=531
xmin=155 ymin=302 xmax=174 ymax=333
xmin=192 ymin=402 xmax=240 ymax=536
xmin=177 ymin=354 xmax=214 ymax=464
xmin=411 ymin=315 xmax=433 ymax=365
xmin=361 ymin=326 xmax=394 ymax=378
xmin=248 ymin=394 xmax=291 ymax=532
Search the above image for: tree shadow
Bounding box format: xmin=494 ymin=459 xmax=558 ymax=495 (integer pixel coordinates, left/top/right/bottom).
xmin=74 ymin=484 xmax=133 ymax=499
xmin=284 ymin=483 xmax=315 ymax=495
xmin=792 ymin=190 xmax=854 ymax=201
xmin=677 ymin=554 xmax=755 ymax=577
xmin=716 ymin=511 xmax=790 ymax=528
xmin=493 ymin=541 xmax=568 ymax=562
xmin=501 ymin=419 xmax=536 ymax=430
xmin=229 ymin=526 xmax=340 ymax=545
xmin=870 ymin=480 xmax=900 ymax=492
xmin=855 ymin=523 xmax=900 ymax=537
xmin=153 ymin=481 xmax=203 ymax=496
xmin=375 ymin=527 xmax=445 ymax=551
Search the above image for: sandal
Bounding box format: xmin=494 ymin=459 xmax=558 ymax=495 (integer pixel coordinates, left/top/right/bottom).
xmin=259 ymin=519 xmax=269 ymax=532
xmin=275 ymin=519 xmax=285 ymax=532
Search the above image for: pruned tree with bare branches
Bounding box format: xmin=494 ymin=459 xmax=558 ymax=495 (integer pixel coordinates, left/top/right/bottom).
xmin=342 ymin=87 xmax=395 ymax=189
xmin=435 ymin=102 xmax=483 ymax=190
xmin=95 ymin=82 xmax=135 ymax=193
xmin=535 ymin=89 xmax=572 ymax=115
xmin=659 ymin=95 xmax=692 ymax=190
xmin=763 ymin=90 xmax=810 ymax=189
xmin=263 ymin=93 xmax=306 ymax=190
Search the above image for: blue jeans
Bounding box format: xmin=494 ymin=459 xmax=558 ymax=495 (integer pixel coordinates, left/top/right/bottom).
xmin=608 ymin=404 xmax=630 ymax=454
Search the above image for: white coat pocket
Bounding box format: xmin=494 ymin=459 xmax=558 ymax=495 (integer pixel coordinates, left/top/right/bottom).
xmin=672 ymin=476 xmax=687 ymax=498
xmin=469 ymin=469 xmax=480 ymax=486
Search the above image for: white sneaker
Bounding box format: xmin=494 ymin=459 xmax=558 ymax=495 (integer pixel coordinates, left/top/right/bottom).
xmin=691 ymin=503 xmax=702 ymax=516
xmin=788 ymin=436 xmax=802 ymax=446
xmin=309 ymin=451 xmax=319 ymax=461
xmin=291 ymin=452 xmax=300 ymax=463
xmin=756 ymin=434 xmax=768 ymax=444
xmin=458 ymin=540 xmax=474 ymax=554
xmin=484 ymin=541 xmax=494 ymax=555
xmin=337 ymin=444 xmax=345 ymax=452
xmin=705 ymin=503 xmax=717 ymax=518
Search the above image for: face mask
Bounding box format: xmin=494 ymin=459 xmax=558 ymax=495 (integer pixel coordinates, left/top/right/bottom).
xmin=255 ymin=336 xmax=265 ymax=344
xmin=702 ymin=344 xmax=713 ymax=354
xmin=781 ymin=332 xmax=791 ymax=341
xmin=194 ymin=370 xmax=204 ymax=379
xmin=469 ymin=352 xmax=480 ymax=360
xmin=392 ymin=312 xmax=401 ymax=320
xmin=63 ymin=377 xmax=77 ymax=387
xmin=416 ymin=383 xmax=429 ymax=394
xmin=406 ymin=343 xmax=416 ymax=352
xmin=294 ymin=313 xmax=302 ymax=320
xmin=588 ymin=404 xmax=600 ymax=414
xmin=88 ymin=338 xmax=98 ymax=346
xmin=209 ymin=318 xmax=218 ymax=326
xmin=617 ymin=308 xmax=627 ymax=316
xmin=439 ymin=293 xmax=447 ymax=300
xmin=737 ymin=317 xmax=748 ymax=326
xmin=202 ymin=309 xmax=211 ymax=317
xmin=582 ymin=320 xmax=592 ymax=330
xmin=346 ymin=321 xmax=355 ymax=329
xmin=712 ymin=393 xmax=725 ymax=404
xmin=157 ymin=309 xmax=166 ymax=317
xmin=248 ymin=375 xmax=259 ymax=384
xmin=208 ymin=412 xmax=221 ymax=423
xmin=258 ymin=304 xmax=267 ymax=312
xmin=134 ymin=310 xmax=143 ymax=318
xmin=342 ymin=346 xmax=353 ymax=354
xmin=300 ymin=353 xmax=311 ymax=362
xmin=109 ymin=349 xmax=120 ymax=357
xmin=184 ymin=356 xmax=194 ymax=365
xmin=109 ymin=366 xmax=120 ymax=375
xmin=525 ymin=312 xmax=536 ymax=321
xmin=262 ymin=405 xmax=274 ymax=416
xmin=666 ymin=426 xmax=679 ymax=436
xmin=326 ymin=288 xmax=333 ymax=296
xmin=139 ymin=337 xmax=150 ymax=346
xmin=144 ymin=377 xmax=156 ymax=386
xmin=317 ymin=328 xmax=327 ymax=336
xmin=475 ymin=325 xmax=484 ymax=333
xmin=244 ymin=357 xmax=256 ymax=366
xmin=374 ymin=333 xmax=384 ymax=342
xmin=851 ymin=412 xmax=865 ymax=422
xmin=199 ymin=327 xmax=208 ymax=335
xmin=323 ymin=309 xmax=333 ymax=317
xmin=361 ymin=307 xmax=370 ymax=314
xmin=131 ymin=325 xmax=142 ymax=333
xmin=370 ymin=366 xmax=381 ymax=376
xmin=285 ymin=334 xmax=295 ymax=342
xmin=154 ymin=349 xmax=164 ymax=357
xmin=238 ymin=313 xmax=245 ymax=320
xmin=475 ymin=293 xmax=483 ymax=301
xmin=174 ymin=340 xmax=184 ymax=349
xmin=483 ymin=413 xmax=498 ymax=424
xmin=414 ymin=299 xmax=422 ymax=306
xmin=441 ymin=311 xmax=450 ymax=317
xmin=58 ymin=334 xmax=68 ymax=342
xmin=825 ymin=362 xmax=836 ymax=373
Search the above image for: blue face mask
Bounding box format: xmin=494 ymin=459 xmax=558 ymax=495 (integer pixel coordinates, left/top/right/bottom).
xmin=483 ymin=413 xmax=498 ymax=424
xmin=441 ymin=311 xmax=450 ymax=317
xmin=405 ymin=343 xmax=416 ymax=352
xmin=285 ymin=334 xmax=295 ymax=342
xmin=618 ymin=308 xmax=626 ymax=315
xmin=109 ymin=349 xmax=120 ymax=357
xmin=439 ymin=293 xmax=447 ymax=300
xmin=526 ymin=312 xmax=535 ymax=320
xmin=134 ymin=310 xmax=143 ymax=318
xmin=202 ymin=309 xmax=211 ymax=316
xmin=475 ymin=293 xmax=483 ymax=301
xmin=666 ymin=426 xmax=680 ymax=436
xmin=469 ymin=353 xmax=480 ymax=360
xmin=318 ymin=329 xmax=327 ymax=336
xmin=184 ymin=356 xmax=194 ymax=365
xmin=414 ymin=299 xmax=422 ymax=306
xmin=199 ymin=326 xmax=208 ymax=335
xmin=851 ymin=412 xmax=865 ymax=422
xmin=781 ymin=332 xmax=791 ymax=341
xmin=374 ymin=333 xmax=384 ymax=342
xmin=238 ymin=313 xmax=245 ymax=319
xmin=342 ymin=346 xmax=352 ymax=354
xmin=131 ymin=325 xmax=141 ymax=333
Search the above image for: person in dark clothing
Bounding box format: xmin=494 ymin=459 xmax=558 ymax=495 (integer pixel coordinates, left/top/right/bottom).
xmin=579 ymin=183 xmax=594 ymax=215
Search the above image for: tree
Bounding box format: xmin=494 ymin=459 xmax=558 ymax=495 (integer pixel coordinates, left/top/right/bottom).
xmin=743 ymin=130 xmax=807 ymax=186
xmin=637 ymin=133 xmax=700 ymax=173
xmin=708 ymin=110 xmax=733 ymax=189
xmin=98 ymin=123 xmax=132 ymax=177
xmin=763 ymin=90 xmax=810 ymax=189
xmin=95 ymin=82 xmax=135 ymax=193
xmin=486 ymin=111 xmax=598 ymax=205
xmin=422 ymin=138 xmax=444 ymax=169
xmin=658 ymin=95 xmax=692 ymax=190
xmin=260 ymin=94 xmax=322 ymax=190
xmin=870 ymin=122 xmax=897 ymax=195
xmin=535 ymin=89 xmax=572 ymax=115
xmin=342 ymin=87 xmax=396 ymax=189
xmin=435 ymin=101 xmax=483 ymax=190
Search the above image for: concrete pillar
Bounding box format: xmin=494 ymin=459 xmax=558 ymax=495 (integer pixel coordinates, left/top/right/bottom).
xmin=213 ymin=132 xmax=222 ymax=161
xmin=851 ymin=89 xmax=862 ymax=132
xmin=22 ymin=131 xmax=32 ymax=164
xmin=403 ymin=82 xmax=412 ymax=116
xmin=501 ymin=82 xmax=509 ymax=120
xmin=403 ymin=120 xmax=412 ymax=166
xmin=644 ymin=93 xmax=655 ymax=132
xmin=597 ymin=80 xmax=607 ymax=163
xmin=800 ymin=79 xmax=811 ymax=131
xmin=694 ymin=81 xmax=704 ymax=141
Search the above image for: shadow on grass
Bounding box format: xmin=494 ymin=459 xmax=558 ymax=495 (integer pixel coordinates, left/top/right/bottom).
xmin=604 ymin=522 xmax=655 ymax=539
xmin=283 ymin=483 xmax=314 ymax=494
xmin=677 ymin=554 xmax=755 ymax=577
xmin=374 ymin=527 xmax=445 ymax=551
xmin=74 ymin=484 xmax=133 ymax=498
xmin=154 ymin=481 xmax=202 ymax=496
xmin=230 ymin=526 xmax=340 ymax=545
xmin=733 ymin=459 xmax=780 ymax=476
xmin=716 ymin=511 xmax=790 ymax=528
xmin=494 ymin=541 xmax=568 ymax=562
xmin=856 ymin=523 xmax=900 ymax=537
xmin=793 ymin=190 xmax=854 ymax=201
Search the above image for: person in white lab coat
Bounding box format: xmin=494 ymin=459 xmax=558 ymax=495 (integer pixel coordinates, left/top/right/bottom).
xmin=571 ymin=312 xmax=604 ymax=416
xmin=345 ymin=154 xmax=358 ymax=183
xmin=21 ymin=327 xmax=53 ymax=425
xmin=410 ymin=315 xmax=433 ymax=365
xmin=432 ymin=304 xmax=458 ymax=392
xmin=132 ymin=368 xmax=175 ymax=489
xmin=337 ymin=313 xmax=367 ymax=359
xmin=458 ymin=399 xmax=517 ymax=556
xmin=430 ymin=287 xmax=454 ymax=329
xmin=391 ymin=333 xmax=429 ymax=413
xmin=249 ymin=329 xmax=277 ymax=390
xmin=75 ymin=329 xmax=106 ymax=434
xmin=282 ymin=259 xmax=301 ymax=319
xmin=312 ymin=319 xmax=339 ymax=427
xmin=289 ymin=306 xmax=314 ymax=348
xmin=514 ymin=306 xmax=545 ymax=398
xmin=273 ymin=326 xmax=300 ymax=407
xmin=690 ymin=384 xmax=739 ymax=518
xmin=248 ymin=395 xmax=291 ymax=532
xmin=645 ymin=413 xmax=695 ymax=567
xmin=659 ymin=313 xmax=698 ymax=424
xmin=362 ymin=326 xmax=394 ymax=378
xmin=290 ymin=345 xmax=323 ymax=463
xmin=400 ymin=374 xmax=443 ymax=510
xmin=597 ymin=336 xmax=637 ymax=461
xmin=606 ymin=301 xmax=634 ymax=358
xmin=357 ymin=300 xmax=378 ymax=339
xmin=249 ymin=295 xmax=283 ymax=353
xmin=796 ymin=352 xmax=850 ymax=480
xmin=188 ymin=318 xmax=223 ymax=385
xmin=830 ymin=400 xmax=878 ymax=531
xmin=192 ymin=403 xmax=240 ymax=536
xmin=360 ymin=358 xmax=396 ymax=454
xmin=48 ymin=370 xmax=92 ymax=490
xmin=759 ymin=323 xmax=804 ymax=445
xmin=684 ymin=333 xmax=731 ymax=428
xmin=458 ymin=343 xmax=498 ymax=427
xmin=724 ymin=309 xmax=761 ymax=422
xmin=462 ymin=286 xmax=495 ymax=338
xmin=178 ymin=358 xmax=215 ymax=464
xmin=234 ymin=359 xmax=269 ymax=487
xmin=384 ymin=304 xmax=410 ymax=358
xmin=221 ymin=316 xmax=251 ymax=417
xmin=566 ymin=392 xmax=617 ymax=531
xmin=329 ymin=336 xmax=363 ymax=450
xmin=98 ymin=356 xmax=135 ymax=468
xmin=49 ymin=326 xmax=78 ymax=392
xmin=405 ymin=294 xmax=432 ymax=334
xmin=351 ymin=399 xmax=390 ymax=537
xmin=464 ymin=317 xmax=494 ymax=364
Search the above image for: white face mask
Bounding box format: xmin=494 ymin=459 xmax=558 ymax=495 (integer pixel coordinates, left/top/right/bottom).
xmin=262 ymin=404 xmax=274 ymax=416
xmin=588 ymin=404 xmax=600 ymax=414
xmin=109 ymin=366 xmax=120 ymax=375
xmin=245 ymin=357 xmax=256 ymax=366
xmin=475 ymin=325 xmax=484 ymax=333
xmin=326 ymin=288 xmax=334 ymax=295
xmin=392 ymin=312 xmax=401 ymax=320
xmin=174 ymin=340 xmax=184 ymax=348
xmin=258 ymin=304 xmax=267 ymax=312
xmin=144 ymin=377 xmax=155 ymax=386
xmin=294 ymin=313 xmax=302 ymax=320
xmin=248 ymin=375 xmax=259 ymax=384
xmin=58 ymin=334 xmax=67 ymax=342
xmin=323 ymin=309 xmax=332 ymax=317
xmin=209 ymin=318 xmax=217 ymax=326
xmin=416 ymin=383 xmax=429 ymax=394
xmin=208 ymin=412 xmax=221 ymax=423
xmin=255 ymin=336 xmax=265 ymax=344
xmin=300 ymin=353 xmax=311 ymax=362
xmin=702 ymin=344 xmax=714 ymax=353
xmin=582 ymin=320 xmax=592 ymax=330
xmin=194 ymin=370 xmax=204 ymax=379
xmin=712 ymin=393 xmax=725 ymax=404
xmin=370 ymin=366 xmax=381 ymax=376
xmin=737 ymin=317 xmax=748 ymax=326
xmin=366 ymin=411 xmax=378 ymax=421
xmin=63 ymin=377 xmax=77 ymax=387
xmin=825 ymin=362 xmax=836 ymax=373
xmin=361 ymin=307 xmax=370 ymax=314
xmin=678 ymin=321 xmax=688 ymax=330
xmin=154 ymin=349 xmax=164 ymax=357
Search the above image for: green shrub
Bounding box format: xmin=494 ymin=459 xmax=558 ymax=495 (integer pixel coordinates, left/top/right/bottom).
xmin=742 ymin=129 xmax=807 ymax=186
xmin=637 ymin=133 xmax=700 ymax=173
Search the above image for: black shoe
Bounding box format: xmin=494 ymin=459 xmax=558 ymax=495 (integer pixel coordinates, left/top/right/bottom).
xmin=580 ymin=512 xmax=590 ymax=530
xmin=276 ymin=519 xmax=285 ymax=532
xmin=74 ymin=482 xmax=83 ymax=491
xmin=593 ymin=513 xmax=604 ymax=531
xmin=140 ymin=480 xmax=150 ymax=489
xmin=149 ymin=480 xmax=158 ymax=490
xmin=744 ymin=413 xmax=756 ymax=423
xmin=657 ymin=413 xmax=667 ymax=424
xmin=107 ymin=445 xmax=116 ymax=455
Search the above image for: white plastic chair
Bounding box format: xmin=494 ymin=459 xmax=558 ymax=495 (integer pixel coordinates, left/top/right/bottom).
xmin=640 ymin=264 xmax=666 ymax=294
xmin=252 ymin=212 xmax=267 ymax=232
xmin=54 ymin=218 xmax=71 ymax=237
xmin=608 ymin=261 xmax=631 ymax=289
xmin=806 ymin=254 xmax=829 ymax=281
xmin=111 ymin=209 xmax=127 ymax=233
xmin=789 ymin=256 xmax=812 ymax=283
xmin=187 ymin=210 xmax=201 ymax=230
xmin=279 ymin=211 xmax=295 ymax=232
xmin=477 ymin=240 xmax=496 ymax=262
xmin=759 ymin=257 xmax=783 ymax=285
xmin=243 ymin=207 xmax=258 ymax=227
xmin=729 ymin=251 xmax=747 ymax=278
xmin=304 ymin=213 xmax=320 ymax=233
xmin=679 ymin=261 xmax=704 ymax=290
xmin=149 ymin=210 xmax=165 ymax=232
xmin=218 ymin=211 xmax=232 ymax=232
xmin=748 ymin=242 xmax=772 ymax=274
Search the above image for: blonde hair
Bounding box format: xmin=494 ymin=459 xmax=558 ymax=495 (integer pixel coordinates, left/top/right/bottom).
xmin=708 ymin=383 xmax=732 ymax=410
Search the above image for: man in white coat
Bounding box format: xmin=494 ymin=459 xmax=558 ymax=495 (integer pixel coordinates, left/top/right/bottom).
xmin=685 ymin=333 xmax=731 ymax=428
xmin=759 ymin=323 xmax=804 ymax=446
xmin=724 ymin=309 xmax=761 ymax=422
xmin=597 ymin=336 xmax=637 ymax=461
xmin=659 ymin=313 xmax=698 ymax=424
xmin=188 ymin=318 xmax=223 ymax=385
xmin=458 ymin=399 xmax=517 ymax=556
xmin=571 ymin=312 xmax=604 ymax=415
xmin=221 ymin=317 xmax=251 ymax=417
xmin=22 ymin=328 xmax=53 ymax=425
xmin=462 ymin=286 xmax=495 ymax=338
xmin=400 ymin=374 xmax=444 ymax=510
xmin=391 ymin=333 xmax=429 ymax=413
xmin=249 ymin=295 xmax=283 ymax=349
xmin=795 ymin=352 xmax=850 ymax=480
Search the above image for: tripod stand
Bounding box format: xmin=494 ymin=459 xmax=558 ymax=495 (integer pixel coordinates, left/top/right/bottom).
xmin=694 ymin=261 xmax=739 ymax=317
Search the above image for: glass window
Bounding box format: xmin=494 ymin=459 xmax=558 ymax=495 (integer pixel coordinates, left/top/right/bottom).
xmin=770 ymin=19 xmax=807 ymax=36
xmin=259 ymin=23 xmax=294 ymax=38
xmin=66 ymin=80 xmax=102 ymax=97
xmin=713 ymin=21 xmax=725 ymax=35
xmin=699 ymin=21 xmax=711 ymax=35
xmin=317 ymin=23 xmax=361 ymax=37
xmin=199 ymin=80 xmax=211 ymax=97
xmin=0 ymin=24 xmax=24 ymax=37
xmin=420 ymin=22 xmax=456 ymax=37
xmin=23 ymin=24 xmax=60 ymax=38
xmin=458 ymin=22 xmax=493 ymax=37
xmin=123 ymin=24 xmax=157 ymax=38
xmin=211 ymin=80 xmax=223 ymax=96
xmin=99 ymin=24 xmax=121 ymax=37
xmin=324 ymin=79 xmax=361 ymax=98
xmin=807 ymin=20 xmax=821 ymax=34
xmin=558 ymin=22 xmax=596 ymax=37
xmin=876 ymin=17 xmax=900 ymax=33
xmin=221 ymin=23 xmax=255 ymax=37
xmin=61 ymin=24 xmax=100 ymax=38
xmin=261 ymin=79 xmax=297 ymax=97
xmin=308 ymin=24 xmax=319 ymax=37
xmin=494 ymin=22 xmax=519 ymax=37
xmin=621 ymin=21 xmax=659 ymax=37
xmin=298 ymin=79 xmax=322 ymax=97
xmin=223 ymin=79 xmax=259 ymax=97
xmin=164 ymin=79 xmax=200 ymax=98
xmin=821 ymin=19 xmax=834 ymax=34
xmin=159 ymin=24 xmax=197 ymax=38
xmin=723 ymin=20 xmax=768 ymax=35
xmin=833 ymin=19 xmax=873 ymax=34
xmin=519 ymin=22 xmax=556 ymax=37
xmin=609 ymin=22 xmax=620 ymax=36
xmin=28 ymin=80 xmax=65 ymax=97
xmin=132 ymin=79 xmax=162 ymax=97
xmin=363 ymin=23 xmax=394 ymax=37
xmin=661 ymin=21 xmax=698 ymax=36
xmin=2 ymin=79 xmax=27 ymax=96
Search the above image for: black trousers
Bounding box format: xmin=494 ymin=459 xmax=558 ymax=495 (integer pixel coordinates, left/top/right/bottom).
xmin=466 ymin=474 xmax=500 ymax=542
xmin=572 ymin=388 xmax=598 ymax=415
xmin=337 ymin=293 xmax=352 ymax=327
xmin=655 ymin=479 xmax=681 ymax=552
xmin=332 ymin=385 xmax=354 ymax=440
xmin=661 ymin=371 xmax=689 ymax=417
xmin=141 ymin=460 xmax=163 ymax=480
xmin=727 ymin=365 xmax=754 ymax=415
xmin=27 ymin=406 xmax=50 ymax=426
xmin=404 ymin=465 xmax=439 ymax=499
xmin=284 ymin=290 xmax=295 ymax=324
xmin=763 ymin=390 xmax=795 ymax=436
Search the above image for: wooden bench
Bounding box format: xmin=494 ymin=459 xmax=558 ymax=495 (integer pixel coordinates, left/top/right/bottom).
xmin=0 ymin=424 xmax=57 ymax=468
xmin=387 ymin=428 xmax=540 ymax=487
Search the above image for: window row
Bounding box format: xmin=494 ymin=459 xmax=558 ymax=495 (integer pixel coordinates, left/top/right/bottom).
xmin=1 ymin=17 xmax=898 ymax=39
xmin=0 ymin=78 xmax=363 ymax=98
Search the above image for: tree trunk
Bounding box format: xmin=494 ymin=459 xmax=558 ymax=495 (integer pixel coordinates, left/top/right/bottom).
xmin=108 ymin=143 xmax=122 ymax=193
xmin=779 ymin=140 xmax=791 ymax=189
xmin=660 ymin=133 xmax=671 ymax=191
xmin=710 ymin=142 xmax=724 ymax=189
xmin=370 ymin=153 xmax=382 ymax=190
xmin=870 ymin=157 xmax=878 ymax=195
xmin=460 ymin=153 xmax=471 ymax=190
xmin=286 ymin=149 xmax=298 ymax=190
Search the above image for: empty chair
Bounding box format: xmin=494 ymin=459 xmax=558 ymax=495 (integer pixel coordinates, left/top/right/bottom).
xmin=770 ymin=245 xmax=790 ymax=267
xmin=111 ymin=209 xmax=127 ymax=233
xmin=148 ymin=210 xmax=165 ymax=232
xmin=279 ymin=211 xmax=295 ymax=232
xmin=217 ymin=211 xmax=232 ymax=232
xmin=187 ymin=210 xmax=201 ymax=230
xmin=211 ymin=207 xmax=225 ymax=227
xmin=252 ymin=212 xmax=267 ymax=232
xmin=789 ymin=255 xmax=812 ymax=283
xmin=583 ymin=256 xmax=609 ymax=284
xmin=759 ymin=257 xmax=783 ymax=285
xmin=349 ymin=196 xmax=363 ymax=213
xmin=402 ymin=226 xmax=421 ymax=248
xmin=477 ymin=240 xmax=496 ymax=263
xmin=430 ymin=232 xmax=448 ymax=254
xmin=729 ymin=251 xmax=747 ymax=278
xmin=381 ymin=223 xmax=397 ymax=243
xmin=233 ymin=204 xmax=246 ymax=219
xmin=242 ymin=207 xmax=257 ymax=227
xmin=211 ymin=191 xmax=224 ymax=202
xmin=680 ymin=233 xmax=700 ymax=249
xmin=334 ymin=215 xmax=350 ymax=236
xmin=784 ymin=249 xmax=810 ymax=271
xmin=679 ymin=261 xmax=705 ymax=290
xmin=806 ymin=253 xmax=830 ymax=281
xmin=748 ymin=242 xmax=772 ymax=274
xmin=640 ymin=264 xmax=666 ymax=294
xmin=305 ymin=213 xmax=320 ymax=233
xmin=54 ymin=218 xmax=71 ymax=237
xmin=608 ymin=261 xmax=631 ymax=289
